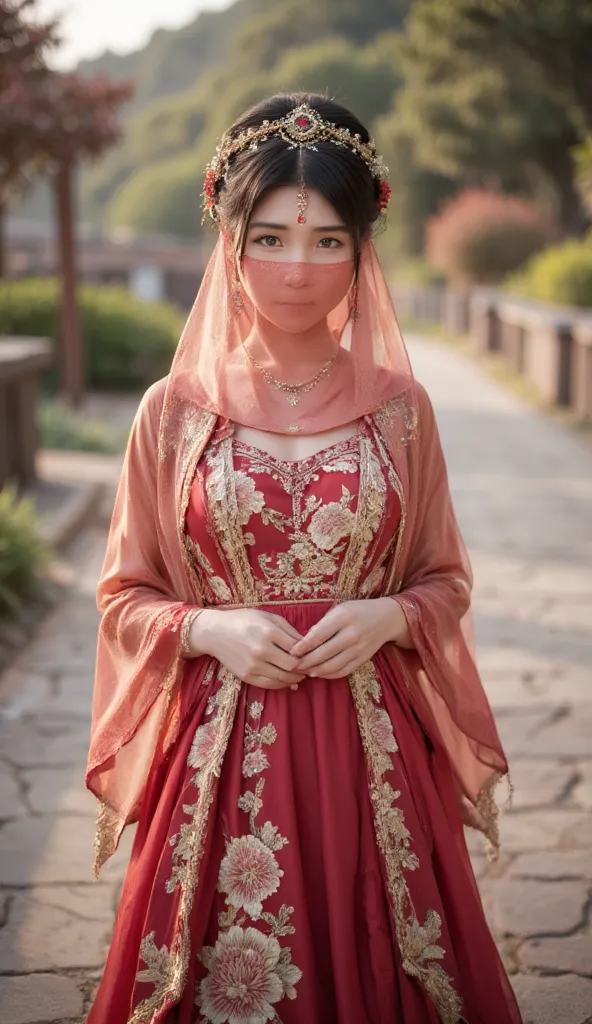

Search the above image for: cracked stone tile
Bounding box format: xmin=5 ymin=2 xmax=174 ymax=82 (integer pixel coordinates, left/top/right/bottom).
xmin=21 ymin=767 xmax=95 ymax=816
xmin=0 ymin=762 xmax=26 ymax=818
xmin=0 ymin=973 xmax=84 ymax=1023
xmin=520 ymin=933 xmax=592 ymax=976
xmin=0 ymin=719 xmax=89 ymax=769
xmin=0 ymin=815 xmax=96 ymax=885
xmin=573 ymin=763 xmax=592 ymax=809
xmin=511 ymin=973 xmax=592 ymax=1024
xmin=520 ymin=706 xmax=592 ymax=758
xmin=508 ymin=760 xmax=579 ymax=808
xmin=499 ymin=809 xmax=590 ymax=852
xmin=493 ymin=709 xmax=558 ymax=757
xmin=481 ymin=878 xmax=589 ymax=937
xmin=0 ymin=890 xmax=112 ymax=971
xmin=508 ymin=851 xmax=592 ymax=880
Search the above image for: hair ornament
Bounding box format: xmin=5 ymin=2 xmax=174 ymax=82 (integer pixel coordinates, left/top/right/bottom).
xmin=201 ymin=102 xmax=390 ymax=223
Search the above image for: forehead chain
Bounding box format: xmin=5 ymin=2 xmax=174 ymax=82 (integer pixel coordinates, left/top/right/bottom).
xmin=202 ymin=102 xmax=391 ymax=223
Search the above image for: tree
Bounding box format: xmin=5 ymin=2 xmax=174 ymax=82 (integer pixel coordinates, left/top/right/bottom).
xmin=395 ymin=0 xmax=590 ymax=235
xmin=0 ymin=1 xmax=133 ymax=403
xmin=0 ymin=0 xmax=59 ymax=274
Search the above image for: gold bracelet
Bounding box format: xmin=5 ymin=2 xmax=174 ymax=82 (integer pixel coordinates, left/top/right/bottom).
xmin=179 ymin=607 xmax=204 ymax=659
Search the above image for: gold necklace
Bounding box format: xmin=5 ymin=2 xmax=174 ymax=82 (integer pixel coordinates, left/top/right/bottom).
xmin=243 ymin=344 xmax=338 ymax=406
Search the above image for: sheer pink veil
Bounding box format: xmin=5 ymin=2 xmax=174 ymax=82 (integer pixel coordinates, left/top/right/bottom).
xmin=165 ymin=231 xmax=414 ymax=432
xmin=87 ymin=226 xmax=509 ymax=875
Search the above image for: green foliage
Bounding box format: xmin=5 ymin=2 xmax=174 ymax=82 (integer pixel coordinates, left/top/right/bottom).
xmin=38 ymin=400 xmax=127 ymax=453
xmin=374 ymin=112 xmax=457 ymax=257
xmin=390 ymin=258 xmax=448 ymax=287
xmin=573 ymin=138 xmax=592 ymax=217
xmin=507 ymin=238 xmax=592 ymax=308
xmin=0 ymin=278 xmax=185 ymax=391
xmin=76 ymin=0 xmax=411 ymax=234
xmin=0 ymin=484 xmax=51 ymax=619
xmin=427 ymin=189 xmax=550 ymax=284
xmin=108 ymin=151 xmax=204 ymax=237
xmin=395 ymin=0 xmax=589 ymax=234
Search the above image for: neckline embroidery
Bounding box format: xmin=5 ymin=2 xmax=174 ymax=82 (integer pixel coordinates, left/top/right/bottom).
xmin=231 ymin=419 xmax=367 ymax=470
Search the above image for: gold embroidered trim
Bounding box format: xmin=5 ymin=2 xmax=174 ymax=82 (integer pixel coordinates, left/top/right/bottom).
xmin=93 ymin=800 xmax=121 ymax=880
xmin=368 ymin=413 xmax=407 ymax=596
xmin=349 ymin=660 xmax=463 ymax=1024
xmin=179 ymin=607 xmax=203 ymax=659
xmin=129 ymin=668 xmax=242 ymax=1023
xmin=336 ymin=434 xmax=386 ymax=599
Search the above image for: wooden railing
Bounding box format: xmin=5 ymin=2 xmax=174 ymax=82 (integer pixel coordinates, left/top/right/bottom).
xmin=0 ymin=337 xmax=53 ymax=490
xmin=392 ymin=285 xmax=592 ymax=419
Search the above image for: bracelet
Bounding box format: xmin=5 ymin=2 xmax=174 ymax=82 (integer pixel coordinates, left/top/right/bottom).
xmin=179 ymin=607 xmax=204 ymax=659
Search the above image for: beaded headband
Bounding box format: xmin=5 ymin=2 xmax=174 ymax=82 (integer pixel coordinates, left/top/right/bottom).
xmin=202 ymin=102 xmax=391 ymax=224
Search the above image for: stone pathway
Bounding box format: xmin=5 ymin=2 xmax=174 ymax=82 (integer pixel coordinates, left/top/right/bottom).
xmin=0 ymin=334 xmax=591 ymax=1023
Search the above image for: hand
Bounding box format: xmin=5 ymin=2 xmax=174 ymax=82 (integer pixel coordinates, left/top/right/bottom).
xmin=189 ymin=608 xmax=306 ymax=690
xmin=289 ymin=598 xmax=410 ymax=679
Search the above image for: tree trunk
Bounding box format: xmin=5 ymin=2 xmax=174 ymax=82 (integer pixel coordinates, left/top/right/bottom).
xmin=0 ymin=201 xmax=5 ymax=280
xmin=55 ymin=160 xmax=84 ymax=406
xmin=538 ymin=138 xmax=591 ymax=238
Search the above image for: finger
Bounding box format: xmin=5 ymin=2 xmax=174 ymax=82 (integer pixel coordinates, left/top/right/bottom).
xmin=270 ymin=628 xmax=305 ymax=655
xmin=268 ymin=615 xmax=303 ymax=641
xmin=266 ymin=643 xmax=304 ymax=673
xmin=290 ymin=612 xmax=341 ymax=657
xmin=251 ymin=674 xmax=303 ymax=691
xmin=260 ymin=664 xmax=306 ymax=685
xmin=296 ymin=633 xmax=352 ymax=671
xmin=304 ymin=653 xmax=356 ymax=678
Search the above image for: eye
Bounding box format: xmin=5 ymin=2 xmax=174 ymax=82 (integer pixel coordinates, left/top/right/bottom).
xmin=253 ymin=234 xmax=281 ymax=247
xmin=318 ymin=237 xmax=343 ymax=249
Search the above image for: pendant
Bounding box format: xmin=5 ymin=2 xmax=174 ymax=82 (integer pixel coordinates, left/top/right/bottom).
xmin=286 ymin=393 xmax=300 ymax=406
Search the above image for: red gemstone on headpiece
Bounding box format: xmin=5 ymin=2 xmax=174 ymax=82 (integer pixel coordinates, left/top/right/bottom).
xmin=296 ymin=116 xmax=310 ymax=128
xmin=297 ymin=215 xmax=305 ymax=224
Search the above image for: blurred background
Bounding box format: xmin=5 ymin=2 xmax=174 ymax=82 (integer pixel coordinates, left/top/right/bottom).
xmin=0 ymin=2 xmax=591 ymax=1023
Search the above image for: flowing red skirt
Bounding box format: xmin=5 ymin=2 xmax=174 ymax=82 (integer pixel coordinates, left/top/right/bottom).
xmin=87 ymin=603 xmax=521 ymax=1024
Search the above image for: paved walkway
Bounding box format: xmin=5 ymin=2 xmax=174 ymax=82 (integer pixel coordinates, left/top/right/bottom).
xmin=0 ymin=335 xmax=591 ymax=1024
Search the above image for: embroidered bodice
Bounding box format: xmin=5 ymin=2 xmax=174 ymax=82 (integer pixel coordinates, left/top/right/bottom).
xmin=184 ymin=417 xmax=402 ymax=606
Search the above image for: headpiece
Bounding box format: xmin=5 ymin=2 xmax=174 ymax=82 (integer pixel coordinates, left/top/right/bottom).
xmin=202 ymin=101 xmax=391 ymax=223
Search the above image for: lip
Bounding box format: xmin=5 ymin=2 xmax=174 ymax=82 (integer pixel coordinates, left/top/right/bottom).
xmin=277 ymin=300 xmax=315 ymax=307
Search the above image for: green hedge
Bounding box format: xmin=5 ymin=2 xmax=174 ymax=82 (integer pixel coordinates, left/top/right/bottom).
xmin=38 ymin=399 xmax=127 ymax=453
xmin=506 ymin=239 xmax=592 ymax=308
xmin=0 ymin=484 xmax=51 ymax=618
xmin=0 ymin=278 xmax=185 ymax=391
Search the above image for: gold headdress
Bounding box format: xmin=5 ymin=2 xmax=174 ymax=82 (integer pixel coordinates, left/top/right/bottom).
xmin=202 ymin=101 xmax=391 ymax=223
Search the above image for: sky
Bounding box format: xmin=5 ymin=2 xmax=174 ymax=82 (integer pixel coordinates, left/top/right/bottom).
xmin=36 ymin=0 xmax=232 ymax=69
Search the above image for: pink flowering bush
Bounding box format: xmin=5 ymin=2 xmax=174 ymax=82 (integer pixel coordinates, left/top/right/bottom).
xmin=427 ymin=189 xmax=551 ymax=285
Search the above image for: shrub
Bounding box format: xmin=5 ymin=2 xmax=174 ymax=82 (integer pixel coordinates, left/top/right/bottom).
xmin=0 ymin=484 xmax=51 ymax=618
xmin=427 ymin=189 xmax=551 ymax=285
xmin=0 ymin=278 xmax=185 ymax=391
xmin=390 ymin=258 xmax=448 ymax=287
xmin=506 ymin=238 xmax=592 ymax=308
xmin=38 ymin=399 xmax=127 ymax=453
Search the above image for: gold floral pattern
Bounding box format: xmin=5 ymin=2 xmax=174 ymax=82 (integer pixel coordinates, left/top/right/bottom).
xmin=349 ymin=659 xmax=463 ymax=1024
xmin=195 ymin=700 xmax=302 ymax=1023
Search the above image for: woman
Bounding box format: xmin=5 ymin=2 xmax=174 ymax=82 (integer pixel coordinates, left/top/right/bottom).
xmin=86 ymin=93 xmax=522 ymax=1024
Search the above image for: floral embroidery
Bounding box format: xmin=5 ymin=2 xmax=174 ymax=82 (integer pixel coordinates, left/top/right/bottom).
xmin=197 ymin=926 xmax=301 ymax=1024
xmin=196 ymin=702 xmax=302 ymax=1022
xmin=130 ymin=666 xmax=242 ymax=1023
xmin=308 ymin=489 xmax=356 ymax=551
xmin=234 ymin=471 xmax=265 ymax=525
xmin=218 ymin=835 xmax=283 ymax=918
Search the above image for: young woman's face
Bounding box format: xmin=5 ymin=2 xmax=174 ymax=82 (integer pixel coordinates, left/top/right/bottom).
xmin=239 ymin=186 xmax=355 ymax=333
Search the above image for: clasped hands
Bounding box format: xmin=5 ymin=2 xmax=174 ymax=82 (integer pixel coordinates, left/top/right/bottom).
xmin=191 ymin=598 xmax=412 ymax=692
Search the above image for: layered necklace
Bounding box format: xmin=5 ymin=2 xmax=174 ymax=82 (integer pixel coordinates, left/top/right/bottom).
xmin=243 ymin=343 xmax=339 ymax=406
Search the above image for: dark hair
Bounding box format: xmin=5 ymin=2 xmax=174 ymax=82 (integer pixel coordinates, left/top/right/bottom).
xmin=214 ymin=92 xmax=382 ymax=271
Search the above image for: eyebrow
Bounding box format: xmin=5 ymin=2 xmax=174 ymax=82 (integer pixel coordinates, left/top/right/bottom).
xmin=248 ymin=221 xmax=349 ymax=232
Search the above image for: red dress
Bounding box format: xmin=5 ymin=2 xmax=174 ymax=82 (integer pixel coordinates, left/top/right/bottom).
xmin=87 ymin=416 xmax=521 ymax=1024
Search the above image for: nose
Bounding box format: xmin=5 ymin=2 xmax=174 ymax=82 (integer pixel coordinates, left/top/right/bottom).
xmin=283 ymin=263 xmax=311 ymax=288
